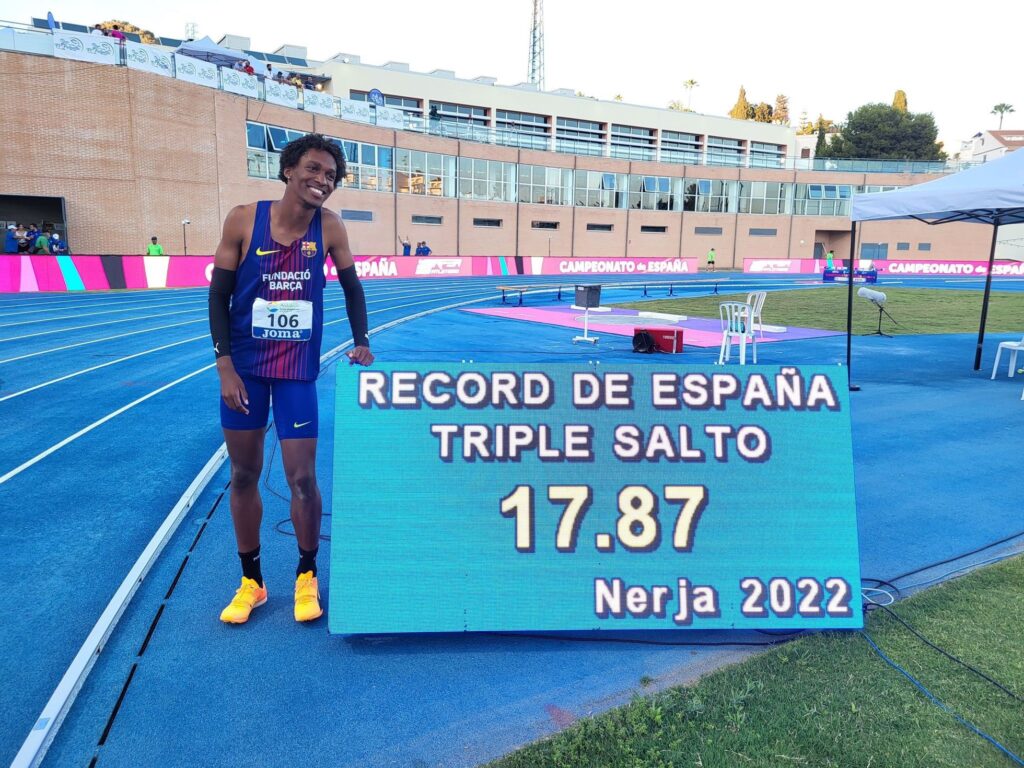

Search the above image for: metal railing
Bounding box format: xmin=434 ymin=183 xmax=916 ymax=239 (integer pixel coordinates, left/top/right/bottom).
xmin=0 ymin=24 xmax=977 ymax=177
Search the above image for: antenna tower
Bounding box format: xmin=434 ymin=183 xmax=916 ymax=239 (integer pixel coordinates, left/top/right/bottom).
xmin=528 ymin=0 xmax=545 ymax=90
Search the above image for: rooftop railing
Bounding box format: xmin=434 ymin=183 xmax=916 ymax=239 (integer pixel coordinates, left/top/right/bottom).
xmin=0 ymin=23 xmax=977 ymax=177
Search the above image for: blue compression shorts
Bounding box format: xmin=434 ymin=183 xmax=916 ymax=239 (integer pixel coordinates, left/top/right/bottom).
xmin=220 ymin=374 xmax=319 ymax=439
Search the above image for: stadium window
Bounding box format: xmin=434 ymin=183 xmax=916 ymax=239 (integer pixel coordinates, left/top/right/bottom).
xmin=411 ymin=215 xmax=443 ymax=225
xmin=917 ymin=242 xmax=932 ymax=251
xmin=640 ymin=225 xmax=667 ymax=233
xmin=246 ymin=122 xmax=267 ymax=150
xmin=694 ymin=226 xmax=723 ymax=235
xmin=896 ymin=242 xmax=910 ymax=251
xmin=749 ymin=228 xmax=778 ymax=237
xmin=341 ymin=210 xmax=373 ymax=222
xmin=531 ymin=221 xmax=559 ymax=229
xmin=473 ymin=218 xmax=503 ymax=228
xmin=586 ymin=223 xmax=614 ymax=232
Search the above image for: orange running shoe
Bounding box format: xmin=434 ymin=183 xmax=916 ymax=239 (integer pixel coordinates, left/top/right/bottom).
xmin=294 ymin=571 xmax=323 ymax=622
xmin=220 ymin=577 xmax=268 ymax=624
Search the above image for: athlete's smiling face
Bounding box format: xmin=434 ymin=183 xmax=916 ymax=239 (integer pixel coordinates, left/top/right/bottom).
xmin=286 ymin=149 xmax=338 ymax=208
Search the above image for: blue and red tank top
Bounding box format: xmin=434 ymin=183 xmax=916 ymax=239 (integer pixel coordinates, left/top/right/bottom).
xmin=229 ymin=200 xmax=326 ymax=381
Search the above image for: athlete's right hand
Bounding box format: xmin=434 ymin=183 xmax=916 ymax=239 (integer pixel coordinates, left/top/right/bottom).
xmin=218 ymin=366 xmax=249 ymax=415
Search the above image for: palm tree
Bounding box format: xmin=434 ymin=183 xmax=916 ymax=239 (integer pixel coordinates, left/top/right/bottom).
xmin=683 ymin=79 xmax=698 ymax=109
xmin=991 ymin=103 xmax=1015 ymax=129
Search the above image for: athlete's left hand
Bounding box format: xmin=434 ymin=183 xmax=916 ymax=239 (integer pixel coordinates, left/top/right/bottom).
xmin=347 ymin=346 xmax=374 ymax=366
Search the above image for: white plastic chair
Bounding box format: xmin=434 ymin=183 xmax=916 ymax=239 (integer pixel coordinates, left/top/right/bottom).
xmin=745 ymin=291 xmax=767 ymax=338
xmin=990 ymin=336 xmax=1024 ymax=379
xmin=718 ymin=301 xmax=757 ymax=365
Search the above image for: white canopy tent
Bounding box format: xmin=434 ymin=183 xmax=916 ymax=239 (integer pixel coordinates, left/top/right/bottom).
xmin=174 ymin=36 xmax=248 ymax=69
xmin=843 ymin=149 xmax=1024 ymax=382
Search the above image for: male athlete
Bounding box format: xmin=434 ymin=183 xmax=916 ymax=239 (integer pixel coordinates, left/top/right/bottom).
xmin=208 ymin=133 xmax=373 ymax=624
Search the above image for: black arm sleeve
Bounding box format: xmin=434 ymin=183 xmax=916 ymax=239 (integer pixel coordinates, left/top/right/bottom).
xmin=337 ymin=265 xmax=369 ymax=347
xmin=208 ymin=266 xmax=236 ymax=359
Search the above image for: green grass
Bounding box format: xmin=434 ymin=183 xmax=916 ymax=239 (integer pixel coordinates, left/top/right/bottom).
xmin=614 ymin=288 xmax=1024 ymax=336
xmin=488 ymin=556 xmax=1024 ymax=768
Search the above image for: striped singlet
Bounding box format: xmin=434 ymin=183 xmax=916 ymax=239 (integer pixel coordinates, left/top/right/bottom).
xmin=229 ymin=201 xmax=326 ymax=381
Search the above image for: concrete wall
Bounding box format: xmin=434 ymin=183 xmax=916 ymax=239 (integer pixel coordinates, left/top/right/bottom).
xmin=0 ymin=51 xmax=996 ymax=263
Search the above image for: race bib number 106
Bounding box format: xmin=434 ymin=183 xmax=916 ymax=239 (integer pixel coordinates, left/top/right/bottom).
xmin=252 ymin=298 xmax=313 ymax=341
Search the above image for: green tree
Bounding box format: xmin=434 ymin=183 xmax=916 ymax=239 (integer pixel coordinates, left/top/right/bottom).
xmin=892 ymin=90 xmax=908 ymax=113
xmin=815 ymin=125 xmax=827 ymax=155
xmin=613 ymin=94 xmax=623 ymax=102
xmin=729 ymin=86 xmax=752 ymax=120
xmin=683 ymin=79 xmax=698 ymax=109
xmin=827 ymin=103 xmax=945 ymax=160
xmin=773 ymin=94 xmax=790 ymax=125
xmin=991 ymin=103 xmax=1015 ymax=129
xmin=753 ymin=102 xmax=773 ymax=123
xmin=667 ymin=100 xmax=692 ymax=112
xmin=798 ymin=113 xmax=834 ymax=135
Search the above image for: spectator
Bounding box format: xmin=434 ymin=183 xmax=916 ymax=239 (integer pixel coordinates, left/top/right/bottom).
xmin=108 ymin=25 xmax=126 ymax=41
xmin=14 ymin=224 xmax=29 ymax=253
xmin=26 ymin=223 xmax=40 ymax=243
xmin=242 ymin=60 xmax=255 ymax=76
xmin=90 ymin=23 xmax=105 ymax=36
xmin=415 ymin=241 xmax=432 ymax=256
xmin=399 ymin=235 xmax=411 ymax=256
xmin=146 ymin=236 xmax=165 ymax=255
xmin=32 ymin=229 xmax=52 ymax=255
xmin=232 ymin=58 xmax=246 ymax=71
xmin=826 ymin=249 xmax=835 ymax=271
xmin=50 ymin=233 xmax=70 ymax=255
xmin=4 ymin=225 xmax=17 ymax=254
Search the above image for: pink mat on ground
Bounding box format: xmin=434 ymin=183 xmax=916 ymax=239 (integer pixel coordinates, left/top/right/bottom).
xmin=463 ymin=305 xmax=843 ymax=348
xmin=462 ymin=307 xmax=723 ymax=347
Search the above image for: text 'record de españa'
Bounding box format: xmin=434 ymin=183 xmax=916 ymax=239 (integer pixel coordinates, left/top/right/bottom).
xmin=330 ymin=364 xmax=862 ymax=635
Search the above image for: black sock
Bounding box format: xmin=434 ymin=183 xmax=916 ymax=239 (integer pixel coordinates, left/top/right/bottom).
xmin=239 ymin=547 xmax=263 ymax=587
xmin=297 ymin=546 xmax=318 ymax=577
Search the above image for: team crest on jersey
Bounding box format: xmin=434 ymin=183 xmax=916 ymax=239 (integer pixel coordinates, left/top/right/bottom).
xmin=301 ymin=241 xmax=318 ymax=258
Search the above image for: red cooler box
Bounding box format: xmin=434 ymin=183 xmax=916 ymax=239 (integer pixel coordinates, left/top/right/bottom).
xmin=635 ymin=327 xmax=684 ymax=353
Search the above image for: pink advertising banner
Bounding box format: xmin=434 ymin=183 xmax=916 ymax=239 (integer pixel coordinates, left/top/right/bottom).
xmin=744 ymin=258 xmax=1024 ymax=277
xmin=6 ymin=255 xmax=690 ymax=292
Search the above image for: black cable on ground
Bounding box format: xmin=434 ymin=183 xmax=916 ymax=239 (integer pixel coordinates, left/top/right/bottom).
xmin=884 ymin=530 xmax=1024 ymax=584
xmin=477 ymin=631 xmax=801 ymax=648
xmin=875 ymin=604 xmax=1023 ymax=703
xmin=862 ymin=630 xmax=1024 ymax=767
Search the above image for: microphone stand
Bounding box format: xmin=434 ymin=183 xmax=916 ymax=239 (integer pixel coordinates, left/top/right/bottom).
xmin=866 ymin=301 xmax=898 ymax=337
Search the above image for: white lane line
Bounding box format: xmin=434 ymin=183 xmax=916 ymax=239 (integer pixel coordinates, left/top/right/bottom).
xmin=0 ymin=284 xmax=501 ymax=365
xmin=0 ymin=291 xmax=211 ymax=317
xmin=0 ymin=335 xmax=209 ymax=402
xmin=0 ymin=365 xmax=214 ymax=486
xmin=0 ymin=288 xmax=208 ymax=311
xmin=3 ymin=299 xmax=216 ymax=328
xmin=0 ymin=284 xmax=475 ymax=395
xmin=3 ymin=281 xmax=549 ymax=766
xmin=0 ymin=319 xmax=205 ymax=365
xmin=0 ymin=285 xmax=503 ymax=484
xmin=0 ymin=308 xmax=198 ymax=342
xmin=7 ymin=444 xmax=229 ymax=768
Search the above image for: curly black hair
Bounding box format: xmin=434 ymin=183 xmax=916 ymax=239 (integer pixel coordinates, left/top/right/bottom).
xmin=277 ymin=133 xmax=347 ymax=188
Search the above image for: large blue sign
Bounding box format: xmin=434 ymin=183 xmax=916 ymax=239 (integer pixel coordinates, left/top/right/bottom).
xmin=330 ymin=364 xmax=862 ymax=634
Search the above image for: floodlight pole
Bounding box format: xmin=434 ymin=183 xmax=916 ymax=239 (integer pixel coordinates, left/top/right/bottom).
xmin=973 ymin=220 xmax=1001 ymax=371
xmin=846 ymin=220 xmax=859 ymax=391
